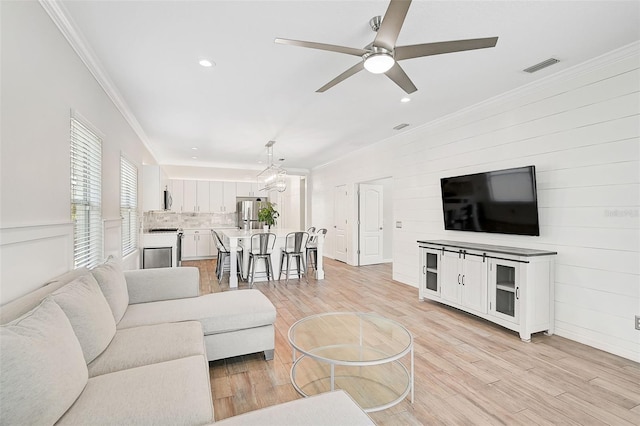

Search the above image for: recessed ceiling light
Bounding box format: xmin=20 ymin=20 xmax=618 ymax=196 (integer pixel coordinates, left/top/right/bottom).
xmin=192 ymin=156 xmax=198 ymax=159
xmin=199 ymin=59 xmax=214 ymax=67
xmin=400 ymin=97 xmax=411 ymax=103
xmin=191 ymin=147 xmax=198 ymax=150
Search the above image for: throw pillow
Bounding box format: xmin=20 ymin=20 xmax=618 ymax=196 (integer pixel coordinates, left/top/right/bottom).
xmin=91 ymin=257 xmax=129 ymax=323
xmin=0 ymin=298 xmax=88 ymax=425
xmin=51 ymin=274 xmax=116 ymax=363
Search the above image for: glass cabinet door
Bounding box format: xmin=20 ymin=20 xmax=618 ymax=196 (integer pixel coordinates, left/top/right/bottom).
xmin=489 ymin=260 xmax=519 ymax=323
xmin=420 ymin=249 xmax=441 ymax=298
xmin=425 ymin=252 xmax=439 ymax=292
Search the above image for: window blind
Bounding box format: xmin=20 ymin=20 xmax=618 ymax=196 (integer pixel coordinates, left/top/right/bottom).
xmin=120 ymin=156 xmax=138 ymax=257
xmin=70 ymin=117 xmax=102 ymax=269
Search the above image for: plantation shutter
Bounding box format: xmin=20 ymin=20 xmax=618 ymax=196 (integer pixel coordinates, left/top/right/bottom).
xmin=120 ymin=156 xmax=138 ymax=257
xmin=70 ymin=117 xmax=102 ymax=269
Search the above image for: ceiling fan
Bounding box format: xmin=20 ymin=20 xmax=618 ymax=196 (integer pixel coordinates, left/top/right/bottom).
xmin=275 ymin=0 xmax=498 ymax=94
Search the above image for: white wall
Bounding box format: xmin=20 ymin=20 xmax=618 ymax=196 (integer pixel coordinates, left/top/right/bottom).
xmin=0 ymin=2 xmax=154 ymax=303
xmin=310 ymin=43 xmax=640 ymax=361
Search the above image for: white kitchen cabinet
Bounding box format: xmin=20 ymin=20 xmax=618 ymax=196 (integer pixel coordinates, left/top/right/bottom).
xmin=209 ymin=182 xmax=224 ymax=212
xmin=181 ymin=180 xmax=212 ymax=213
xmin=418 ymin=240 xmax=556 ymax=342
xmin=181 ymin=231 xmax=197 ymax=258
xmin=183 ymin=181 xmax=197 ymax=213
xmin=170 ymin=180 xmax=184 ymax=212
xmin=208 ymin=181 xmax=237 ymax=213
xmin=142 ymin=165 xmax=168 ymax=211
xmin=181 ymin=229 xmax=215 ymax=260
xmin=223 ymin=182 xmax=237 ymax=212
xmin=236 ymin=182 xmax=264 ymax=197
xmin=196 ymin=181 xmax=210 ymax=213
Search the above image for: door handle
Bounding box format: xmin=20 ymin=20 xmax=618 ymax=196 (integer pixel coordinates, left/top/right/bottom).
xmin=461 ymin=275 xmax=465 ymax=285
xmin=457 ymin=274 xmax=461 ymax=285
xmin=423 ymin=265 xmax=426 ymax=275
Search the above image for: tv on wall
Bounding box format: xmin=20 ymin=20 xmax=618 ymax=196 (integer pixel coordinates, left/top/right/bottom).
xmin=440 ymin=166 xmax=540 ymax=236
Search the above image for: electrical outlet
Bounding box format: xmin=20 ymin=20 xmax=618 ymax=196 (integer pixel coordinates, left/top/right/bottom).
xmin=396 ymin=221 xmax=402 ymax=228
xmin=636 ymin=315 xmax=640 ymax=331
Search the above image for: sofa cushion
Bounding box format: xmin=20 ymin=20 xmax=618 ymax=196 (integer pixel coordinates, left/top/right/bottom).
xmin=88 ymin=321 xmax=205 ymax=377
xmin=57 ymin=356 xmax=214 ymax=426
xmin=91 ymin=258 xmax=129 ymax=323
xmin=0 ymin=298 xmax=88 ymax=425
xmin=51 ymin=274 xmax=116 ymax=363
xmin=214 ymin=390 xmax=374 ymax=426
xmin=117 ymin=290 xmax=276 ymax=335
xmin=0 ymin=267 xmax=89 ymax=325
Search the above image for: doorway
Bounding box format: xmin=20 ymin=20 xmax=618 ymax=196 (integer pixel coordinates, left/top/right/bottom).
xmin=358 ymin=178 xmax=393 ymax=266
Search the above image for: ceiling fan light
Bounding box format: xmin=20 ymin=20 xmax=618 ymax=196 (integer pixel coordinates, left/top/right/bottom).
xmin=364 ymin=53 xmax=394 ymax=74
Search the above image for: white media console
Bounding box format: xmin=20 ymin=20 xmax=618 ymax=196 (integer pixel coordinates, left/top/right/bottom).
xmin=417 ymin=240 xmax=557 ymax=342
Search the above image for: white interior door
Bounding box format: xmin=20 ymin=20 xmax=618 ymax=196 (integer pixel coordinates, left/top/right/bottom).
xmin=334 ymin=185 xmax=348 ymax=263
xmin=359 ymin=184 xmax=384 ymax=265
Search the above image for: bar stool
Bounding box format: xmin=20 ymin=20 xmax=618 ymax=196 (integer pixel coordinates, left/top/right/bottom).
xmin=247 ymin=233 xmax=276 ymax=287
xmin=279 ymin=231 xmax=309 ymax=283
xmin=306 ymin=228 xmax=327 ymax=273
xmin=212 ymin=230 xmax=243 ymax=283
xmin=307 ymin=226 xmax=316 ymax=233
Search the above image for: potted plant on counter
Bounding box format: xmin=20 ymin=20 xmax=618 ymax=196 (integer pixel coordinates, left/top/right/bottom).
xmin=258 ymin=201 xmax=279 ymax=231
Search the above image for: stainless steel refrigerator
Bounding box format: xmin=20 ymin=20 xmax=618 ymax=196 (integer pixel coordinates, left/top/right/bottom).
xmin=237 ymin=198 xmax=266 ymax=230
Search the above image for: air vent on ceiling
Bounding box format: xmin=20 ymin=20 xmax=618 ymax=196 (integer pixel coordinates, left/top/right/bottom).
xmin=523 ymin=58 xmax=560 ymax=73
xmin=393 ymin=123 xmax=410 ymax=130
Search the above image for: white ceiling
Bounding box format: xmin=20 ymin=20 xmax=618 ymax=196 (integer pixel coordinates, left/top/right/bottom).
xmin=59 ymin=0 xmax=640 ymax=173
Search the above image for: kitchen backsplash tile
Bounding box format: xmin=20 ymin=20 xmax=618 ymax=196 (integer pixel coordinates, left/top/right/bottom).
xmin=144 ymin=211 xmax=236 ymax=230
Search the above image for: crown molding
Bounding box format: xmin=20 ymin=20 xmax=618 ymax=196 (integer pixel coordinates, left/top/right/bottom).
xmin=38 ymin=0 xmax=159 ymax=164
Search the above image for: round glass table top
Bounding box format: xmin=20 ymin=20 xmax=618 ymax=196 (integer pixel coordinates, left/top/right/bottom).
xmin=288 ymin=312 xmax=412 ymax=364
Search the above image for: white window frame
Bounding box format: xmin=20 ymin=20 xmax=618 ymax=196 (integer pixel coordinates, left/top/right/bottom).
xmin=120 ymin=156 xmax=138 ymax=257
xmin=70 ymin=113 xmax=103 ymax=269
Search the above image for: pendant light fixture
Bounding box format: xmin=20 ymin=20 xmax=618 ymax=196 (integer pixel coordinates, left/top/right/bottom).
xmin=257 ymin=141 xmax=287 ymax=192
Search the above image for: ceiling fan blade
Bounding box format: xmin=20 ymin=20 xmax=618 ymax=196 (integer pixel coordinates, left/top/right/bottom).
xmin=275 ymin=38 xmax=368 ymax=57
xmin=316 ymin=62 xmax=365 ymax=93
xmin=373 ymin=0 xmax=412 ymax=51
xmin=384 ymin=62 xmax=417 ymax=94
xmin=394 ymin=37 xmax=498 ymax=61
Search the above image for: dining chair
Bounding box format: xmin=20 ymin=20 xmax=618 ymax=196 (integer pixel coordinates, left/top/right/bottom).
xmin=279 ymin=231 xmax=309 ymax=283
xmin=247 ymin=232 xmax=276 ymax=287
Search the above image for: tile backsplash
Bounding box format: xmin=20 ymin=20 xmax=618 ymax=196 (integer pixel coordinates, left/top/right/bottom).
xmin=144 ymin=211 xmax=237 ymax=230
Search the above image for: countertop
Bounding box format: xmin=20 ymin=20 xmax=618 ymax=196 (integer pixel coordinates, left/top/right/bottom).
xmin=417 ymin=240 xmax=557 ymax=257
xmin=220 ymin=229 xmax=312 ymax=239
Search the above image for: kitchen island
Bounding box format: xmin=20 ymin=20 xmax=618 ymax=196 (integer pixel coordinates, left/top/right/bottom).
xmin=220 ymin=229 xmax=325 ymax=288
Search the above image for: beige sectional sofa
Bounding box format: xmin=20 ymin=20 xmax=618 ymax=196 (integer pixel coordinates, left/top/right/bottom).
xmin=0 ymin=259 xmax=373 ymax=425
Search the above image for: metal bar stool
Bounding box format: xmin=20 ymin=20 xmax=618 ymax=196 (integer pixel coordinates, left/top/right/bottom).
xmin=212 ymin=230 xmax=243 ymax=283
xmin=279 ymin=231 xmax=309 ymax=283
xmin=306 ymin=228 xmax=327 ymax=273
xmin=247 ymin=232 xmax=276 ymax=287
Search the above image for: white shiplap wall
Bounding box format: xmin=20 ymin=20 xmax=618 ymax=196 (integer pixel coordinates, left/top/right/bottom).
xmin=310 ymin=43 xmax=640 ymax=361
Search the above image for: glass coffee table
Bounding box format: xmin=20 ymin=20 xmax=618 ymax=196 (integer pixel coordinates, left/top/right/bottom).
xmin=288 ymin=312 xmax=413 ymax=412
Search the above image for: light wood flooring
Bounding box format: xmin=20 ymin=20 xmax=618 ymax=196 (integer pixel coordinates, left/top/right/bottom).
xmin=182 ymin=258 xmax=640 ymax=425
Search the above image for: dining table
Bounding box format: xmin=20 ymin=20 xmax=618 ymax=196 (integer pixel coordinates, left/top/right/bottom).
xmin=219 ymin=228 xmax=325 ymax=289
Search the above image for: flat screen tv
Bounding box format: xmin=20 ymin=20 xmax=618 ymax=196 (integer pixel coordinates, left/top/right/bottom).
xmin=440 ymin=166 xmax=540 ymax=236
